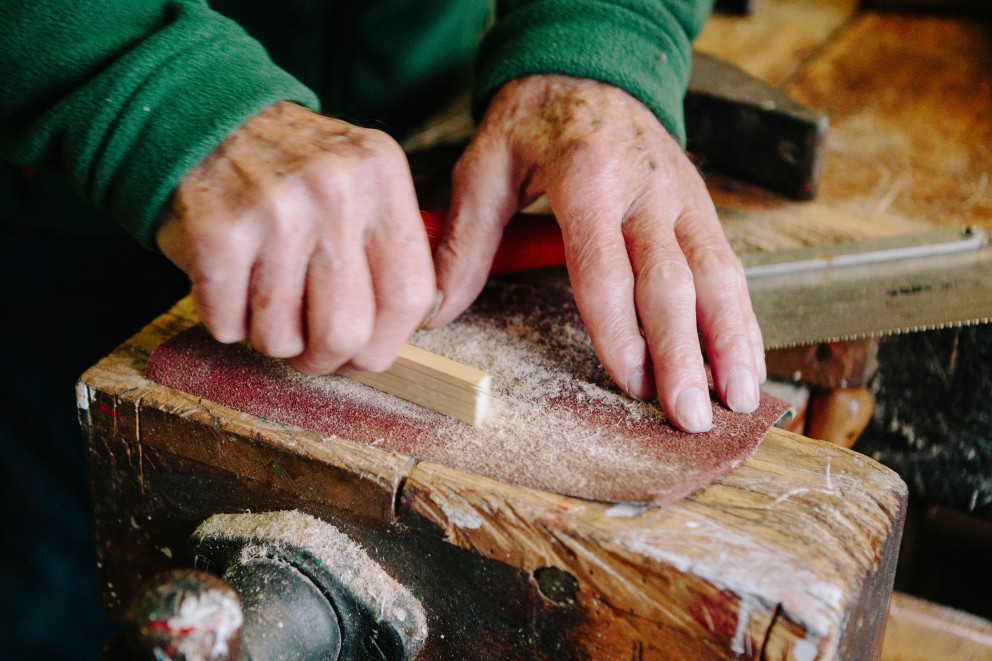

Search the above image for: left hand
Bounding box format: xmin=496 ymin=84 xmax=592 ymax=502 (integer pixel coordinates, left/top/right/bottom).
xmin=424 ymin=75 xmax=765 ymax=432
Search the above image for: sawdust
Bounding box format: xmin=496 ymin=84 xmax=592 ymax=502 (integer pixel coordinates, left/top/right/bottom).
xmin=149 ymin=270 xmax=786 ymax=504
xmin=194 ymin=511 xmax=427 ymax=654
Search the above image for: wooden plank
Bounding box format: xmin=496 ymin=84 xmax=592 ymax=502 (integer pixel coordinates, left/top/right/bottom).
xmin=79 ymin=299 xmax=908 ymax=659
xmin=350 ymin=343 xmax=491 ymax=427
xmin=882 ymin=592 xmax=992 ymax=661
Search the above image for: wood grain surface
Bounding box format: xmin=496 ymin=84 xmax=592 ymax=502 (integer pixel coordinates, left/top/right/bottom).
xmin=698 ymin=4 xmax=991 ymax=256
xmin=80 ymin=297 xmax=907 ymax=659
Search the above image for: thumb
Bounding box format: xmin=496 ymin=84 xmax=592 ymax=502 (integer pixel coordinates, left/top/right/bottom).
xmin=425 ymin=135 xmax=520 ymax=328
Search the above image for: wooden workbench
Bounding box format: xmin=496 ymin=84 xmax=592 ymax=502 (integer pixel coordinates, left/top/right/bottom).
xmin=81 ymin=300 xmax=905 ymax=659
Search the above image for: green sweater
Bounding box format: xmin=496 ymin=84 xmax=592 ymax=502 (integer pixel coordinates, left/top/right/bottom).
xmin=0 ymin=0 xmax=712 ymax=249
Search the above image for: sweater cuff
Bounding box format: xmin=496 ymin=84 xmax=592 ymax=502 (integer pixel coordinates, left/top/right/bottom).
xmin=76 ymin=9 xmax=319 ymax=249
xmin=473 ymin=0 xmax=694 ymax=145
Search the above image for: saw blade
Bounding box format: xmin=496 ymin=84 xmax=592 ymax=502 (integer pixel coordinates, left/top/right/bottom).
xmin=745 ymin=227 xmax=992 ymax=349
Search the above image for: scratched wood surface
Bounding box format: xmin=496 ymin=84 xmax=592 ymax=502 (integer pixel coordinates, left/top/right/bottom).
xmin=79 ymin=298 xmax=906 ymax=659
xmin=696 ymin=2 xmax=992 ymax=255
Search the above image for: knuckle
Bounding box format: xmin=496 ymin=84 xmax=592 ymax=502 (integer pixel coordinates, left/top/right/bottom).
xmin=651 ymin=339 xmax=703 ymax=375
xmin=390 ymin=278 xmax=436 ymax=317
xmin=566 ymin=229 xmax=619 ymax=275
xmin=307 ymin=157 xmax=357 ymax=197
xmin=706 ymin=327 xmax=752 ymax=357
xmin=363 ymin=129 xmax=407 ymax=166
xmin=688 ymin=244 xmax=743 ymax=283
xmin=313 ymin=317 xmax=373 ymax=366
xmin=637 ymin=253 xmax=695 ymax=294
xmin=198 ymin=307 xmax=245 ymax=345
xmin=559 ymin=134 xmax=611 ymax=164
xmin=250 ymin=331 xmax=302 ymax=360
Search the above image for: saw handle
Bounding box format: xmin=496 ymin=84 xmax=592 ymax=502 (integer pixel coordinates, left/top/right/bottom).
xmin=421 ymin=209 xmax=566 ymax=276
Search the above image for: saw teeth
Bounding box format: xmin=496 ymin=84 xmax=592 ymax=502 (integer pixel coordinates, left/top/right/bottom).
xmin=763 ymin=317 xmax=992 ymax=350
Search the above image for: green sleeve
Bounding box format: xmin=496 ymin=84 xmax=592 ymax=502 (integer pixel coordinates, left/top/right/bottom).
xmin=0 ymin=1 xmax=319 ymax=249
xmin=473 ymin=0 xmax=715 ymax=146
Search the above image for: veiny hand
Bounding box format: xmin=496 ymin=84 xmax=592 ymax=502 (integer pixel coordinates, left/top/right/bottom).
xmin=427 ymin=75 xmax=766 ymax=432
xmin=157 ymin=102 xmax=436 ymax=375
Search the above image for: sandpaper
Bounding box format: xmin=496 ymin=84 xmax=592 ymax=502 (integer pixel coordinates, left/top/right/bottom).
xmin=147 ymin=270 xmax=787 ymax=505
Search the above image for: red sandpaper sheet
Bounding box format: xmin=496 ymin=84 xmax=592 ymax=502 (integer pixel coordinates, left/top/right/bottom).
xmin=148 ymin=270 xmax=787 ymax=505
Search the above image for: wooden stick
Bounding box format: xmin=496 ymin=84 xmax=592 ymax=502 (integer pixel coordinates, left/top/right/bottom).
xmin=348 ymin=344 xmax=491 ymax=427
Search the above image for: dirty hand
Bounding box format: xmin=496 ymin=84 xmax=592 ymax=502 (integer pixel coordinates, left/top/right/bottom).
xmin=427 ymin=75 xmax=766 ymax=432
xmin=157 ymin=102 xmax=437 ymax=375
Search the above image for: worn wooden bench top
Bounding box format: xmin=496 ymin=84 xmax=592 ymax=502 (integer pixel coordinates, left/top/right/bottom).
xmin=80 ymin=296 xmax=906 ymax=659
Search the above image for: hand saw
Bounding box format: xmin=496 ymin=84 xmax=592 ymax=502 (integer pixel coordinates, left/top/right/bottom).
xmin=422 ymin=211 xmax=992 ymax=349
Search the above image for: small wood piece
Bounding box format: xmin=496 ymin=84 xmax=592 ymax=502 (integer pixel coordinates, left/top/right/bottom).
xmin=806 ymin=387 xmax=875 ymax=448
xmin=349 ymin=343 xmax=490 ymax=427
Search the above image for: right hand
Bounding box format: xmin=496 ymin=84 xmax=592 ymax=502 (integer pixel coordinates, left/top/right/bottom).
xmin=157 ymin=102 xmax=437 ymax=375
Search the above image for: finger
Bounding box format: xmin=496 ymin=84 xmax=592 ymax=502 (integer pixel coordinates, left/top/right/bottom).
xmin=158 ymin=212 xmax=254 ymax=345
xmin=288 ymin=229 xmax=376 ymax=376
xmin=675 ymin=194 xmax=760 ymax=413
xmin=245 ymin=189 xmax=313 ymax=359
xmin=550 ymin=185 xmax=654 ymax=403
xmin=740 ymin=268 xmax=767 ymax=383
xmin=624 ymin=208 xmax=712 ymax=432
xmin=426 ymin=134 xmax=519 ymax=328
xmin=350 ymin=162 xmax=436 ymax=372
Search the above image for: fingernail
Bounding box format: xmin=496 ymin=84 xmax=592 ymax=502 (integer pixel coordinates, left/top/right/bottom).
xmin=675 ymin=387 xmax=712 ymax=433
xmin=726 ymin=367 xmax=759 ymax=413
xmin=419 ymin=290 xmax=445 ymax=329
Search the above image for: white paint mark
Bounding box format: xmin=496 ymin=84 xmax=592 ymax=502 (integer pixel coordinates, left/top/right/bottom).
xmin=809 ymin=582 xmax=844 ymax=611
xmin=684 ymin=520 xmax=702 ymax=529
xmin=769 ymin=488 xmax=810 ymax=507
xmin=620 ymin=529 xmax=841 ymax=638
xmin=170 ymin=589 xmax=243 ymax=659
xmin=430 ymin=492 xmax=483 ymax=529
xmin=793 ymin=637 xmax=819 ymax=661
xmin=731 ymin=597 xmax=750 ymax=655
xmin=970 ymin=489 xmax=979 ymax=512
xmin=825 ymin=459 xmax=834 ymax=492
xmin=75 ymin=383 xmax=90 ymax=411
xmin=605 ymin=503 xmax=648 ymax=518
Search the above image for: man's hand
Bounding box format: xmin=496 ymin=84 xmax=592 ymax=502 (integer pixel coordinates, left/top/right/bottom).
xmin=426 ymin=75 xmax=766 ymax=432
xmin=157 ymin=102 xmax=436 ymax=376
